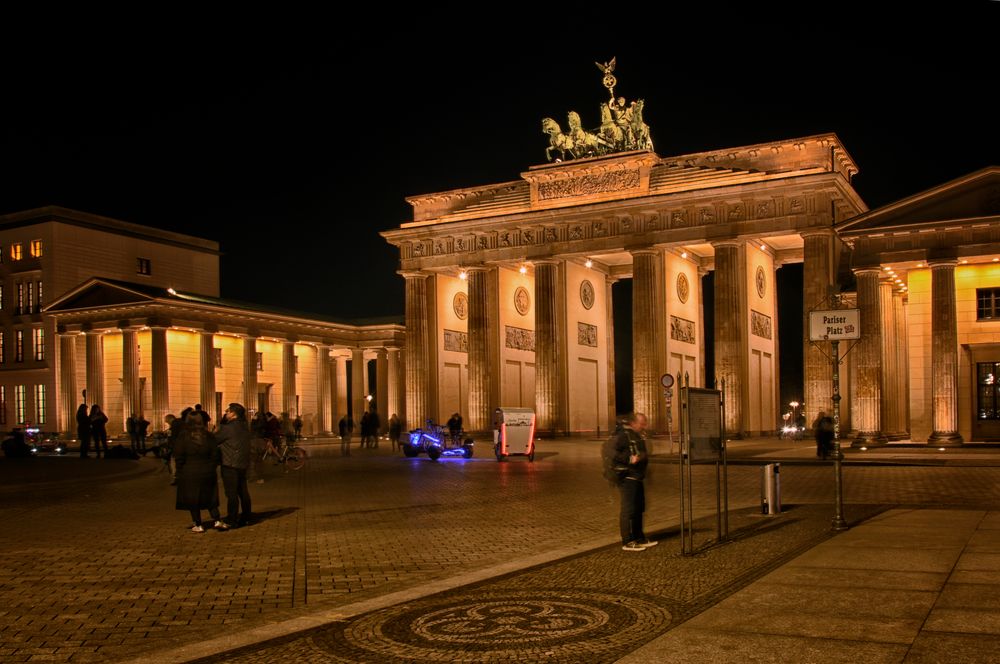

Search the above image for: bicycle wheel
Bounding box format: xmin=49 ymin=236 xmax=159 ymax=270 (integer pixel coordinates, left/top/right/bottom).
xmin=286 ymin=447 xmax=307 ymax=470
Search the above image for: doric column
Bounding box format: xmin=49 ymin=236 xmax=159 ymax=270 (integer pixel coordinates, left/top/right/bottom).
xmin=895 ymin=293 xmax=910 ymax=436
xmin=317 ymin=345 xmax=332 ymax=433
xmin=199 ymin=331 xmax=216 ymax=423
xmin=632 ymin=249 xmax=660 ymax=428
xmin=534 ymin=260 xmax=560 ymax=433
xmin=151 ymin=327 xmax=169 ymax=429
xmin=605 ymin=276 xmax=618 ymax=433
xmin=402 ymin=271 xmax=431 ymax=429
xmin=376 ymin=348 xmax=389 ymax=424
xmin=397 ymin=351 xmax=407 ymax=428
xmin=282 ymin=341 xmax=296 ymax=416
xmin=242 ymin=335 xmax=258 ymax=415
xmin=467 ymin=266 xmax=490 ymax=432
xmin=387 ymin=348 xmax=401 ymax=421
xmin=122 ymin=328 xmax=141 ymax=426
xmin=929 ymin=260 xmax=963 ymax=445
xmin=335 ymin=354 xmax=348 ymax=421
xmin=880 ymin=281 xmax=902 ymax=439
xmin=852 ymin=268 xmax=886 ymax=446
xmin=85 ymin=330 xmax=105 ymax=408
xmin=802 ymin=230 xmax=834 ymax=427
xmin=713 ymin=241 xmax=746 ymax=436
xmin=59 ymin=333 xmax=78 ymax=434
xmin=351 ymin=348 xmax=366 ymax=420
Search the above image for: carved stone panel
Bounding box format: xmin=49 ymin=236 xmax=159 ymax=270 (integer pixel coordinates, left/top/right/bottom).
xmin=755 ymin=266 xmax=767 ymax=299
xmin=537 ymin=170 xmax=640 ymax=201
xmin=453 ymin=292 xmax=468 ymax=320
xmin=514 ymin=287 xmax=531 ymax=316
xmin=580 ymin=280 xmax=595 ymax=310
xmin=577 ymin=322 xmax=598 ymax=347
xmin=676 ymin=273 xmax=690 ymax=304
xmin=505 ymin=326 xmax=535 ymax=351
xmin=670 ymin=315 xmax=696 ymax=344
xmin=751 ymin=310 xmax=772 ymax=340
xmin=444 ymin=329 xmax=469 ymax=352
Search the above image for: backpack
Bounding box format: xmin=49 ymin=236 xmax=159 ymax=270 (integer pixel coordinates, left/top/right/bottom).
xmin=601 ymin=432 xmax=630 ymax=485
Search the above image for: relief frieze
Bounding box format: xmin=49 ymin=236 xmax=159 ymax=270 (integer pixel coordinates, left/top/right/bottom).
xmin=444 ymin=329 xmax=469 ymax=353
xmin=577 ymin=322 xmax=598 ymax=347
xmin=505 ymin=325 xmax=535 ymax=352
xmin=536 ymin=169 xmax=641 ymax=201
xmin=751 ymin=310 xmax=772 ymax=340
xmin=670 ymin=315 xmax=696 ymax=344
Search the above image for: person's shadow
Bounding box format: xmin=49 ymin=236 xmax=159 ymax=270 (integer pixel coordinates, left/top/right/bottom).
xmin=242 ymin=506 xmax=299 ymax=527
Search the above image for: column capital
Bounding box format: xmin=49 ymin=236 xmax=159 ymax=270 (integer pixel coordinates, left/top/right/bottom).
xmin=711 ymin=239 xmax=745 ymax=250
xmin=398 ymin=269 xmax=429 ymax=280
xmin=532 ymin=258 xmax=561 ymax=267
xmin=928 ymin=258 xmax=959 ymax=269
xmin=852 ymin=266 xmax=883 ymax=277
xmin=629 ymin=247 xmax=660 ymax=257
xmin=799 ymin=227 xmax=836 ymax=240
xmin=462 ymin=264 xmax=489 ymax=273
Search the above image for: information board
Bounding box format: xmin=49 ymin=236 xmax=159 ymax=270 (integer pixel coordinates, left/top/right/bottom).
xmin=685 ymin=387 xmax=722 ymax=463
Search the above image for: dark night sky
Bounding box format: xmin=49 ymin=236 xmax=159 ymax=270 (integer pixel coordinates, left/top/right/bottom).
xmin=1 ymin=16 xmax=996 ymax=410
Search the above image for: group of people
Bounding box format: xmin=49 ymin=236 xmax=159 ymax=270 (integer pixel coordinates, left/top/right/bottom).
xmin=165 ymin=402 xmax=253 ymax=532
xmin=337 ymin=410 xmax=403 ymax=455
xmin=76 ymin=404 xmax=110 ymax=458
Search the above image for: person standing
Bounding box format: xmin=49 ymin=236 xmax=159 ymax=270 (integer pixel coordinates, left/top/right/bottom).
xmin=813 ymin=411 xmax=835 ymax=460
xmin=339 ymin=414 xmax=353 ymax=456
xmin=76 ymin=404 xmax=92 ymax=458
xmin=174 ymin=411 xmax=224 ymax=532
xmin=136 ymin=415 xmax=150 ymax=453
xmin=90 ymin=405 xmax=109 ymax=458
xmin=368 ymin=409 xmax=381 ymax=448
xmin=216 ymin=403 xmax=252 ymax=528
xmin=126 ymin=414 xmax=138 ymax=452
xmin=388 ymin=413 xmax=401 ymax=451
xmin=293 ymin=415 xmax=303 ymax=442
xmin=614 ymin=412 xmax=657 ymax=552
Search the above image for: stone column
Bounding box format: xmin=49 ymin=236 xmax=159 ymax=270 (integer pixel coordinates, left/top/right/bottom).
xmin=376 ymin=348 xmax=389 ymax=427
xmin=151 ymin=327 xmax=169 ymax=429
xmin=397 ymin=351 xmax=407 ymax=428
xmin=713 ymin=241 xmax=746 ymax=436
xmin=895 ymin=293 xmax=910 ymax=436
xmin=852 ymin=268 xmax=886 ymax=446
xmin=351 ymin=348 xmax=366 ymax=420
xmin=403 ymin=272 xmax=430 ymax=429
xmin=317 ymin=345 xmax=332 ymax=433
xmin=466 ymin=267 xmax=490 ymax=432
xmin=802 ymin=230 xmax=834 ymax=427
xmin=85 ymin=330 xmax=105 ymax=408
xmin=282 ymin=341 xmax=296 ymax=416
xmin=632 ymin=249 xmax=660 ymax=428
xmin=605 ymin=276 xmax=618 ymax=433
xmin=335 ymin=354 xmax=348 ymax=421
xmin=199 ymin=331 xmax=216 ymax=423
xmin=122 ymin=328 xmax=141 ymax=426
xmin=242 ymin=335 xmax=258 ymax=415
xmin=534 ymin=260 xmax=560 ymax=434
xmin=387 ymin=348 xmax=401 ymax=421
xmin=880 ymin=282 xmax=902 ymax=439
xmin=929 ymin=260 xmax=963 ymax=445
xmin=59 ymin=333 xmax=78 ymax=434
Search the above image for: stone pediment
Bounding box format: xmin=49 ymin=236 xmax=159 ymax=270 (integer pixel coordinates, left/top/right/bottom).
xmin=839 ymin=167 xmax=1000 ymax=234
xmin=43 ymin=279 xmax=167 ymax=312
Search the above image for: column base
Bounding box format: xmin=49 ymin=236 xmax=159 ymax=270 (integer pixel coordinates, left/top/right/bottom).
xmin=851 ymin=432 xmax=888 ymax=448
xmin=927 ymin=431 xmax=964 ymax=446
xmin=885 ymin=431 xmax=909 ymax=442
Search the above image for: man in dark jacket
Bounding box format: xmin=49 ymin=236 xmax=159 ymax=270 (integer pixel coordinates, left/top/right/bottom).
xmin=216 ymin=402 xmax=252 ymax=528
xmin=614 ymin=412 xmax=657 ymax=552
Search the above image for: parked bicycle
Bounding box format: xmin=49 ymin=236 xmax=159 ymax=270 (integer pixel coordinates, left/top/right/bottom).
xmin=261 ymin=436 xmax=307 ymax=470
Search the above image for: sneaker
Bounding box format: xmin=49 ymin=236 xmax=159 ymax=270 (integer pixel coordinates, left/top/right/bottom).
xmin=191 ymin=525 xmax=205 ymax=533
xmin=622 ymin=541 xmax=645 ymax=552
xmin=636 ymin=539 xmax=658 ymax=548
xmin=214 ymin=521 xmax=229 ymax=531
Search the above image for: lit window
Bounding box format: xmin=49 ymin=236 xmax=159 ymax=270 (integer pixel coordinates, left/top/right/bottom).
xmin=978 ymin=288 xmax=1000 ymax=320
xmin=214 ymin=347 xmax=223 ymax=368
xmin=256 ymin=352 xmax=263 ymax=371
xmin=137 ymin=258 xmax=151 ymax=275
xmin=0 ymin=285 xmax=4 ymax=310
xmin=27 ymin=282 xmax=34 ymax=314
xmin=34 ymin=384 xmax=45 ymax=424
xmin=33 ymin=328 xmax=44 ymax=361
xmin=16 ymin=283 xmax=23 ymax=315
xmin=0 ymin=332 xmax=5 ymax=363
xmin=15 ymin=330 xmax=23 ymax=362
xmin=10 ymin=244 xmax=22 ymax=261
xmin=36 ymin=281 xmax=42 ymax=309
xmin=14 ymin=385 xmax=25 ymax=423
xmin=0 ymin=386 xmax=6 ymax=424
xmin=29 ymin=240 xmax=42 ymax=258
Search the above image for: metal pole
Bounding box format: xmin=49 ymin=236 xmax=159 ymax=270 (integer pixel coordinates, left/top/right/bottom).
xmin=831 ymin=339 xmax=848 ymax=531
xmin=679 ymin=386 xmax=686 ymax=555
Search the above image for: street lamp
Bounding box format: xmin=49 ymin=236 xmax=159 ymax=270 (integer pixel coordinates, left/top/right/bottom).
xmin=789 ymin=401 xmax=800 ymax=426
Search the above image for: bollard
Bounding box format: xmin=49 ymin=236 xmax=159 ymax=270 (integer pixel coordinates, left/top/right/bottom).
xmin=761 ymin=463 xmax=781 ymax=515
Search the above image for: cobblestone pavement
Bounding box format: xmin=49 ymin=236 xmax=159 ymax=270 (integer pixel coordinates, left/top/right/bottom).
xmin=2 ymin=438 xmax=1000 ymax=662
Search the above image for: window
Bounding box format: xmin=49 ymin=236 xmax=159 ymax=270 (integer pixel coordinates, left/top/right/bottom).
xmin=36 ymin=281 xmax=42 ymax=310
xmin=256 ymin=352 xmax=263 ymax=371
xmin=15 ymin=330 xmax=23 ymax=362
xmin=137 ymin=258 xmax=151 ymax=275
xmin=978 ymin=288 xmax=1000 ymax=320
xmin=0 ymin=386 xmax=6 ymax=424
xmin=27 ymin=282 xmax=34 ymax=314
xmin=34 ymin=384 xmax=45 ymax=424
xmin=10 ymin=244 xmax=22 ymax=261
xmin=33 ymin=328 xmax=44 ymax=361
xmin=978 ymin=362 xmax=1000 ymax=420
xmin=29 ymin=240 xmax=42 ymax=258
xmin=14 ymin=385 xmax=25 ymax=423
xmin=0 ymin=332 xmax=5 ymax=363
xmin=213 ymin=347 xmax=223 ymax=368
xmin=15 ymin=283 xmax=23 ymax=315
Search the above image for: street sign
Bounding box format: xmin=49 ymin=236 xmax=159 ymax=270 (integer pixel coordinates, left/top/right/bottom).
xmin=660 ymin=374 xmax=674 ymax=388
xmin=808 ymin=309 xmax=861 ymax=341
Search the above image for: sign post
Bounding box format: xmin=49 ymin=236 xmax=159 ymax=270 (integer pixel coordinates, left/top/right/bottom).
xmin=808 ymin=305 xmax=859 ymax=532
